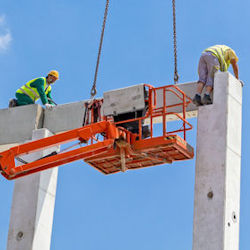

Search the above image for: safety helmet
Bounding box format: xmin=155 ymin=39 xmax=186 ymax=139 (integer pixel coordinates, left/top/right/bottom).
xmin=48 ymin=70 xmax=59 ymax=79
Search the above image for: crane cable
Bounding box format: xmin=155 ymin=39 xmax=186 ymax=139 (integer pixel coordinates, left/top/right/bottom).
xmin=172 ymin=0 xmax=179 ymax=84
xmin=90 ymin=0 xmax=110 ymax=99
xmin=90 ymin=0 xmax=178 ymax=95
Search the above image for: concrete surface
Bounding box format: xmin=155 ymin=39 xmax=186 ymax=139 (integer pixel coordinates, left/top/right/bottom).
xmin=0 ymin=104 xmax=43 ymax=145
xmin=192 ymin=72 xmax=242 ymax=250
xmin=155 ymin=82 xmax=199 ymax=120
xmin=103 ymin=84 xmax=146 ymax=116
xmin=7 ymin=129 xmax=59 ymax=250
xmin=43 ymin=101 xmax=86 ymax=134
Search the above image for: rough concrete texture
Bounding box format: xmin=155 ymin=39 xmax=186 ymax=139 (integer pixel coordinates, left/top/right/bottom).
xmin=192 ymin=72 xmax=242 ymax=250
xmin=103 ymin=84 xmax=146 ymax=116
xmin=43 ymin=101 xmax=87 ymax=134
xmin=7 ymin=129 xmax=59 ymax=250
xmin=0 ymin=104 xmax=43 ymax=145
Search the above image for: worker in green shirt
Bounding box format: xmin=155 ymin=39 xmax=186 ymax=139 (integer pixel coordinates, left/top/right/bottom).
xmin=193 ymin=45 xmax=239 ymax=106
xmin=9 ymin=70 xmax=59 ymax=109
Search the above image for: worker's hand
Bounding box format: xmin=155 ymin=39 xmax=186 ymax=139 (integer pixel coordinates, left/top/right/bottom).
xmin=239 ymin=80 xmax=244 ymax=87
xmin=45 ymin=103 xmax=54 ymax=110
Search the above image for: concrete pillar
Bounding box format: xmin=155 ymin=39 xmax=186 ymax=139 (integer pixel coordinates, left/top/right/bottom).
xmin=7 ymin=129 xmax=59 ymax=250
xmin=192 ymin=72 xmax=242 ymax=250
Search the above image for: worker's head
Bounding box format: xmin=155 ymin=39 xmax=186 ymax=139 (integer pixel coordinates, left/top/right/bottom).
xmin=47 ymin=70 xmax=59 ymax=84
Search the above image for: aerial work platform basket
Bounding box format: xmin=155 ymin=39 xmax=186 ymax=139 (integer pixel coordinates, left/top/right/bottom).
xmin=0 ymin=84 xmax=194 ymax=180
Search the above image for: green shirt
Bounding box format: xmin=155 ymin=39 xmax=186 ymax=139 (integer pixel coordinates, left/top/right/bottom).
xmin=29 ymin=78 xmax=53 ymax=105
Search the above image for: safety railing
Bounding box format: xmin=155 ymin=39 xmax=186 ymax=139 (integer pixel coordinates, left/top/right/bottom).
xmin=114 ymin=84 xmax=193 ymax=141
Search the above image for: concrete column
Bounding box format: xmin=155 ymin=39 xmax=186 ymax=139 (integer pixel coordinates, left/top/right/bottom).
xmin=192 ymin=72 xmax=242 ymax=250
xmin=7 ymin=129 xmax=59 ymax=250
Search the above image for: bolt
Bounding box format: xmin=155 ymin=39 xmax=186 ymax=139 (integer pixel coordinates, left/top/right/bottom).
xmin=207 ymin=191 xmax=213 ymax=199
xmin=232 ymin=212 xmax=237 ymax=223
xmin=16 ymin=231 xmax=24 ymax=241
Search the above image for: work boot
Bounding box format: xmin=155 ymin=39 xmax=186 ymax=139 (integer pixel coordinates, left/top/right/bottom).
xmin=8 ymin=98 xmax=18 ymax=108
xmin=202 ymin=94 xmax=212 ymax=105
xmin=192 ymin=94 xmax=202 ymax=106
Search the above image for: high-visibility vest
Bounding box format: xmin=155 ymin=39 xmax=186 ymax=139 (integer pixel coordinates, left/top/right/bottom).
xmin=16 ymin=77 xmax=51 ymax=102
xmin=204 ymin=45 xmax=231 ymax=72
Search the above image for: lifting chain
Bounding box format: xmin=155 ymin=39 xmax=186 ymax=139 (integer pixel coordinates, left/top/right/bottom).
xmin=90 ymin=0 xmax=110 ymax=98
xmin=172 ymin=0 xmax=179 ymax=84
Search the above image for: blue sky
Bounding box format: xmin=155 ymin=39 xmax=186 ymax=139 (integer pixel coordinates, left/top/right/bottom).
xmin=0 ymin=0 xmax=250 ymax=249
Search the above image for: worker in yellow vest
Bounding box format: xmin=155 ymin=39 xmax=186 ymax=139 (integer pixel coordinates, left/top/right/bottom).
xmin=9 ymin=70 xmax=59 ymax=109
xmin=193 ymin=45 xmax=239 ymax=106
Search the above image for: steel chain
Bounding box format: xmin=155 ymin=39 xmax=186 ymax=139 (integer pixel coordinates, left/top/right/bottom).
xmin=90 ymin=0 xmax=110 ymax=98
xmin=172 ymin=0 xmax=179 ymax=84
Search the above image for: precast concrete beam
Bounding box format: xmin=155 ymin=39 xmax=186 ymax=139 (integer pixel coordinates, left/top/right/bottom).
xmin=0 ymin=104 xmax=43 ymax=145
xmin=43 ymin=101 xmax=87 ymax=134
xmin=0 ymin=81 xmax=202 ymax=146
xmin=103 ymin=84 xmax=146 ymax=116
xmin=152 ymin=82 xmax=199 ymax=122
xmin=147 ymin=81 xmax=213 ymax=123
xmin=192 ymin=72 xmax=242 ymax=250
xmin=103 ymin=82 xmax=205 ymax=124
xmin=7 ymin=129 xmax=59 ymax=250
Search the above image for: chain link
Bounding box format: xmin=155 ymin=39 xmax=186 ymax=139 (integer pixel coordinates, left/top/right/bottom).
xmin=172 ymin=0 xmax=179 ymax=84
xmin=90 ymin=0 xmax=110 ymax=98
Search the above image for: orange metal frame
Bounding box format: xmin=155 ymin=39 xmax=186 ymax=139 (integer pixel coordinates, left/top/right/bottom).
xmin=113 ymin=84 xmax=193 ymax=140
xmin=0 ymin=84 xmax=194 ymax=180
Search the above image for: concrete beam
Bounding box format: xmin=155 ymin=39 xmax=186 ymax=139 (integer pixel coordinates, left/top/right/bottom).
xmin=103 ymin=82 xmax=202 ymax=124
xmin=0 ymin=105 xmax=43 ymax=145
xmin=192 ymin=72 xmax=242 ymax=250
xmin=103 ymin=84 xmax=146 ymax=116
xmin=43 ymin=101 xmax=86 ymax=134
xmin=7 ymin=129 xmax=59 ymax=250
xmin=0 ymin=101 xmax=87 ymax=147
xmin=0 ymin=81 xmax=201 ymax=146
xmin=155 ymin=82 xmax=199 ymax=121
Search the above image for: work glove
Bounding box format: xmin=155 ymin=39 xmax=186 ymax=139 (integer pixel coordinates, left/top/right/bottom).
xmin=45 ymin=103 xmax=53 ymax=110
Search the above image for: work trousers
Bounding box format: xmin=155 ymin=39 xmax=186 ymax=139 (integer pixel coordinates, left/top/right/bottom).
xmin=15 ymin=92 xmax=34 ymax=106
xmin=198 ymin=51 xmax=220 ymax=87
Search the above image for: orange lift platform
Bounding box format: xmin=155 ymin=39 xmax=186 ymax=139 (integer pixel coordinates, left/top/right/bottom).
xmin=0 ymin=84 xmax=194 ymax=180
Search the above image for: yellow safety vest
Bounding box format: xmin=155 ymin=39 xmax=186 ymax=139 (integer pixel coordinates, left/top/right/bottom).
xmin=16 ymin=77 xmax=51 ymax=102
xmin=205 ymin=45 xmax=231 ymax=72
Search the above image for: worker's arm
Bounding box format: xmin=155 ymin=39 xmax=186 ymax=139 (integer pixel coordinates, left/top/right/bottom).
xmin=46 ymin=91 xmax=55 ymax=105
xmin=230 ymin=58 xmax=239 ymax=79
xmin=30 ymin=78 xmax=49 ymax=105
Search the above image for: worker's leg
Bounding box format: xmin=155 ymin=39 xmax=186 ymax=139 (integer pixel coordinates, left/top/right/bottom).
xmin=205 ymin=56 xmax=219 ymax=92
xmin=193 ymin=53 xmax=208 ymax=106
xmin=197 ymin=82 xmax=205 ymax=95
xmin=15 ymin=93 xmax=34 ymax=106
xmin=202 ymin=53 xmax=220 ymax=104
xmin=197 ymin=53 xmax=208 ymax=93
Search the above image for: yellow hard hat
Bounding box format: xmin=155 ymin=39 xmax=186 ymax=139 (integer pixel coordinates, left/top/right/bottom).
xmin=48 ymin=70 xmax=59 ymax=79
